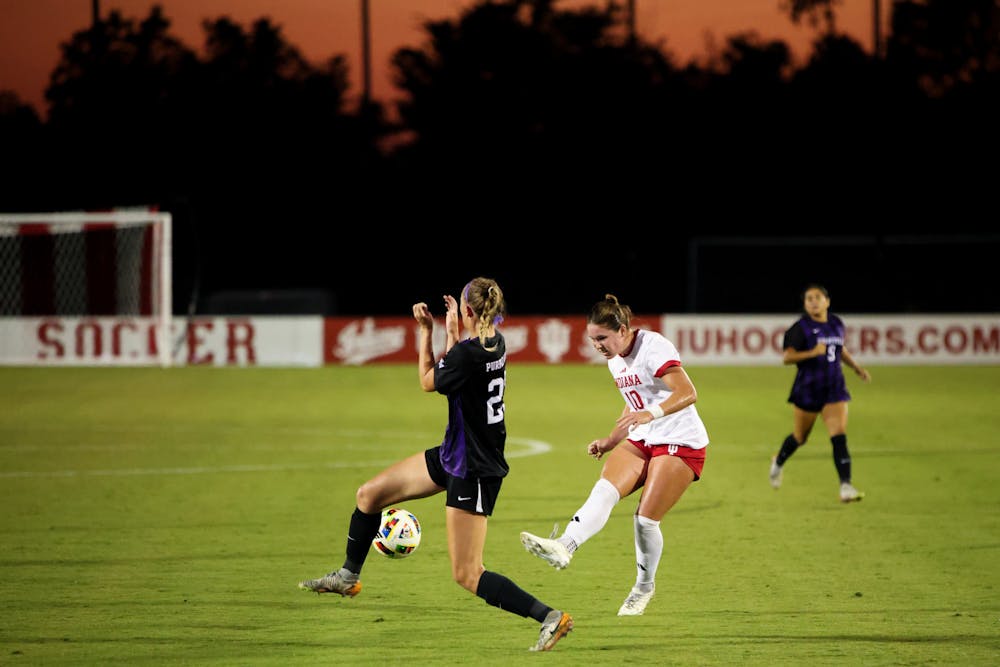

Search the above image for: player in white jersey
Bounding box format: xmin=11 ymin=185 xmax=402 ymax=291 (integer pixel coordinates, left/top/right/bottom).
xmin=520 ymin=294 xmax=709 ymax=616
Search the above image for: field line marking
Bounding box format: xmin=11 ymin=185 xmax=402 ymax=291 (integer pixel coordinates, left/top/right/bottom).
xmin=0 ymin=436 xmax=552 ymax=478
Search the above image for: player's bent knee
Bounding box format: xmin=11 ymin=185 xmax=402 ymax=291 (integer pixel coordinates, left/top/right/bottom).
xmin=355 ymin=481 xmax=382 ymax=513
xmin=452 ymin=564 xmax=483 ymax=592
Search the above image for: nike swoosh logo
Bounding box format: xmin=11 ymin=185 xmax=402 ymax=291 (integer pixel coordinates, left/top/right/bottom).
xmin=458 ymin=496 xmax=472 ymax=501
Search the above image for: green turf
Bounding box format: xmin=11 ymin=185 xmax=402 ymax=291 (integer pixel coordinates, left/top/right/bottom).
xmin=1 ymin=364 xmax=998 ymax=665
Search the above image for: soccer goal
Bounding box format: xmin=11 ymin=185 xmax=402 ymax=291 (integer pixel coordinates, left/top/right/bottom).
xmin=0 ymin=210 xmax=172 ymax=366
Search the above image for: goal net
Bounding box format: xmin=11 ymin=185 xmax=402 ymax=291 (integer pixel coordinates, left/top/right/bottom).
xmin=0 ymin=210 xmax=172 ymax=366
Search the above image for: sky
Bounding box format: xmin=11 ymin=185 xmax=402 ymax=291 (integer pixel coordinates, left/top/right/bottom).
xmin=0 ymin=0 xmax=877 ymax=118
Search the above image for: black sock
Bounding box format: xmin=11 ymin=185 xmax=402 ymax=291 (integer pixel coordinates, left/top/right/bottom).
xmin=343 ymin=507 xmax=382 ymax=574
xmin=775 ymin=434 xmax=800 ymax=466
xmin=476 ymin=570 xmax=551 ymax=622
xmin=831 ymin=434 xmax=851 ymax=483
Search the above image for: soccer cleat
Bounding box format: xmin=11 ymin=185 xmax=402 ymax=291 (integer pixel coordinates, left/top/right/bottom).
xmin=839 ymin=483 xmax=865 ymax=503
xmin=530 ymin=610 xmax=573 ymax=652
xmin=298 ymin=571 xmax=362 ymax=597
xmin=520 ymin=525 xmax=572 ymax=570
xmin=768 ymin=457 xmax=783 ymax=489
xmin=617 ymin=586 xmax=655 ymax=616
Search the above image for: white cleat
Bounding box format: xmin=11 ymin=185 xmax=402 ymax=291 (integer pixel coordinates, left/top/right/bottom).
xmin=769 ymin=457 xmax=783 ymax=489
xmin=520 ymin=526 xmax=572 ymax=570
xmin=839 ymin=482 xmax=865 ymax=503
xmin=617 ymin=586 xmax=655 ymax=616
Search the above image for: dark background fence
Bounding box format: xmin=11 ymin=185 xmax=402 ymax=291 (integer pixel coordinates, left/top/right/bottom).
xmin=193 ymin=228 xmax=998 ymax=317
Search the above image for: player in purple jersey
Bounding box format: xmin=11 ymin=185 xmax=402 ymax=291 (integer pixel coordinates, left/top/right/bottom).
xmin=768 ymin=284 xmax=871 ymax=503
xmin=299 ymin=277 xmax=573 ymax=652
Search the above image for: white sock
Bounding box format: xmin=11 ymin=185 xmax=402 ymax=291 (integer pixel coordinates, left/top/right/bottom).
xmin=633 ymin=514 xmax=662 ymax=591
xmin=561 ymin=478 xmax=620 ymax=552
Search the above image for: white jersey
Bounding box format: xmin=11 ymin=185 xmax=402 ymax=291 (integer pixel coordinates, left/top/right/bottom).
xmin=609 ymin=329 xmax=709 ymax=449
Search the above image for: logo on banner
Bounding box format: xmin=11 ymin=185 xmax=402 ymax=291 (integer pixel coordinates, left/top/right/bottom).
xmin=537 ymin=319 xmax=571 ymax=363
xmin=500 ymin=325 xmax=529 ymax=355
xmin=335 ymin=318 xmax=406 ymax=365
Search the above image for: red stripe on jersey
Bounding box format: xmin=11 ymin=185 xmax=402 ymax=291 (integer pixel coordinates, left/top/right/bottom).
xmin=654 ymin=359 xmax=681 ymax=377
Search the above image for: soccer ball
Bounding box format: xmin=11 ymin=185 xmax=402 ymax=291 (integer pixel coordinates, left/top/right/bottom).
xmin=372 ymin=507 xmax=421 ymax=558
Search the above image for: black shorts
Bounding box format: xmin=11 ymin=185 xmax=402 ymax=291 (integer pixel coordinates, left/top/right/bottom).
xmin=424 ymin=447 xmax=503 ymax=516
xmin=788 ymin=375 xmax=851 ymax=413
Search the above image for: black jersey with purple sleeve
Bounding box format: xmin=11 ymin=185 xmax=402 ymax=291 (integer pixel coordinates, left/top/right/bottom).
xmin=783 ymin=314 xmax=851 ymax=411
xmin=432 ymin=332 xmax=509 ymax=480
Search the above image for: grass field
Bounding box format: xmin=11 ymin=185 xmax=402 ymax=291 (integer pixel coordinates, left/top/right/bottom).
xmin=1 ymin=364 xmax=998 ymax=666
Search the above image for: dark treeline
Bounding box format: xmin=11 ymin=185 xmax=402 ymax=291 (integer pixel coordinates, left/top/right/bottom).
xmin=1 ymin=0 xmax=997 ymax=316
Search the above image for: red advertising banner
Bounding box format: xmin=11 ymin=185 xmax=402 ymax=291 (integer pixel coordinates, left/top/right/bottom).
xmin=2 ymin=314 xmax=996 ymax=366
xmin=323 ymin=314 xmax=1000 ymax=366
xmin=323 ymin=315 xmax=660 ymax=365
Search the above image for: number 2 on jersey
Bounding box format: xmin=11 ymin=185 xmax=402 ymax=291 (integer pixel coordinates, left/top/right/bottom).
xmin=486 ymin=377 xmax=505 ymax=424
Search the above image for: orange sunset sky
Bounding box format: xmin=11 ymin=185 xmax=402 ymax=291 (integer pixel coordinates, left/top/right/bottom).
xmin=1 ymin=0 xmax=877 ymax=116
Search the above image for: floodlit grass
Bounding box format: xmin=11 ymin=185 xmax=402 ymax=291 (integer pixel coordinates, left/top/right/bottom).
xmin=1 ymin=364 xmax=998 ymax=665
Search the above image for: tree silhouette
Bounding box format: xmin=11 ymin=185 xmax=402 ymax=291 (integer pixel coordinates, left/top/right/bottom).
xmin=32 ymin=5 xmax=381 ymax=212
xmin=887 ymin=0 xmax=1000 ymax=100
xmin=1 ymin=0 xmax=996 ymax=315
xmin=181 ymin=15 xmax=385 ymax=302
xmin=0 ymin=93 xmax=46 ymax=210
xmin=388 ymin=0 xmax=677 ymax=186
xmin=192 ymin=16 xmax=368 ymax=189
xmin=47 ymin=7 xmax=196 ymax=129
xmin=780 ymin=0 xmax=841 ymax=35
xmin=39 ymin=7 xmax=198 ymax=207
xmin=11 ymin=5 xmax=390 ymax=309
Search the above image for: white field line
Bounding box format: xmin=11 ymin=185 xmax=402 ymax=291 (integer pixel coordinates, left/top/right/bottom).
xmin=0 ymin=436 xmax=553 ymax=478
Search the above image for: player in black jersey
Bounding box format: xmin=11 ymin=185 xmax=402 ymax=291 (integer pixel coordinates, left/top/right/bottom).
xmin=768 ymin=284 xmax=871 ymax=503
xmin=299 ymin=277 xmax=572 ymax=652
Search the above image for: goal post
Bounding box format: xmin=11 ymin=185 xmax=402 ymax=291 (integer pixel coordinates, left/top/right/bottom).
xmin=0 ymin=210 xmax=173 ymax=366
